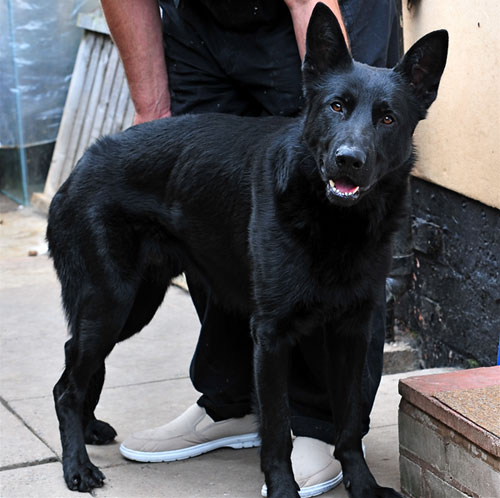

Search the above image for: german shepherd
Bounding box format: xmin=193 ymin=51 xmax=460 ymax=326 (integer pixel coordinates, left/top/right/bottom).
xmin=48 ymin=4 xmax=448 ymax=497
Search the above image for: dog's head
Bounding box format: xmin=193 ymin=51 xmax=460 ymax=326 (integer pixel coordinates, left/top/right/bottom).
xmin=302 ymin=3 xmax=448 ymax=206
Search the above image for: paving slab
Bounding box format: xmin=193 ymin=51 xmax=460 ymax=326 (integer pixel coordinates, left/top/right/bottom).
xmin=0 ymin=403 xmax=56 ymax=469
xmin=93 ymin=448 xmax=262 ymax=498
xmin=0 ymin=462 xmax=83 ymax=498
xmin=9 ymin=377 xmax=198 ymax=466
xmin=0 ymin=258 xmax=68 ymax=402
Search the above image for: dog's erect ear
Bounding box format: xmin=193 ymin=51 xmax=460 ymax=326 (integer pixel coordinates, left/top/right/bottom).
xmin=303 ymin=2 xmax=352 ymax=83
xmin=395 ymin=30 xmax=449 ymax=109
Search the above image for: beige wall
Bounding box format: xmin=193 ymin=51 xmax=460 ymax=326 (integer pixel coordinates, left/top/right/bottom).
xmin=403 ymin=1 xmax=500 ymax=209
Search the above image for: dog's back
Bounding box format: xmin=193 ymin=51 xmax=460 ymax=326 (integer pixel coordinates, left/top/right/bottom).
xmin=47 ymin=113 xmax=294 ymax=319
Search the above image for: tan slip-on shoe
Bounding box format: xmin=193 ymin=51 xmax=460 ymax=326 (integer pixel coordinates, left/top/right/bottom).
xmin=120 ymin=403 xmax=260 ymax=462
xmin=261 ymin=436 xmax=343 ymax=498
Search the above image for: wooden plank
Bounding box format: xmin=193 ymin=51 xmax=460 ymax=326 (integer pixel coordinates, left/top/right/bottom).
xmin=75 ymin=36 xmax=113 ymax=161
xmin=113 ymin=73 xmax=133 ymax=133
xmin=59 ymin=34 xmax=105 ymax=185
xmin=37 ymin=29 xmax=136 ymax=206
xmin=89 ymin=38 xmax=121 ymax=143
xmin=101 ymin=53 xmax=126 ymax=137
xmin=43 ymin=32 xmax=96 ymax=198
xmin=76 ymin=9 xmax=110 ymax=36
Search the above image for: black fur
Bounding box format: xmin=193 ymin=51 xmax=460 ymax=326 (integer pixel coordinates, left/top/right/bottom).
xmin=48 ymin=4 xmax=448 ymax=496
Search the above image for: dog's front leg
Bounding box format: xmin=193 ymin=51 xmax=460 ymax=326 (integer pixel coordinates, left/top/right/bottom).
xmin=252 ymin=318 xmax=299 ymax=498
xmin=325 ymin=309 xmax=403 ymax=498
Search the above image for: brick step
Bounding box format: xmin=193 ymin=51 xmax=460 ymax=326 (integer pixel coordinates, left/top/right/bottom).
xmin=398 ymin=366 xmax=500 ymax=497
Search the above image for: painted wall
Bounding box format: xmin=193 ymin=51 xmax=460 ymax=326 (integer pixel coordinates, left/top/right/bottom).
xmin=402 ymin=1 xmax=500 ymax=209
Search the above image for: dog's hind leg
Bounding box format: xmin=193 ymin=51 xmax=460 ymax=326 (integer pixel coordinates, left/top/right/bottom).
xmin=54 ymin=290 xmax=137 ymax=492
xmin=80 ymin=275 xmax=172 ymax=447
xmin=53 ymin=231 xmax=180 ymax=490
xmin=82 ymin=364 xmax=117 ymax=445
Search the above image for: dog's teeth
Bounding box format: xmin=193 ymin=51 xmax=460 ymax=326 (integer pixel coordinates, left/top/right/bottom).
xmin=328 ymin=180 xmax=360 ymax=198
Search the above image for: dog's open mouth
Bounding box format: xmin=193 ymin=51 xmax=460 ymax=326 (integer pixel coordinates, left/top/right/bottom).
xmin=327 ymin=177 xmax=360 ymax=200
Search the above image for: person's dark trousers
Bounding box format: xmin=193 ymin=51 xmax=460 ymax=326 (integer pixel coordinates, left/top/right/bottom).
xmin=185 ymin=275 xmax=255 ymax=420
xmin=159 ymin=0 xmax=400 ymax=441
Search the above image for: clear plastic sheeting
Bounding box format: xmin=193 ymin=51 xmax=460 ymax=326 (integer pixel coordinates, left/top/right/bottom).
xmin=1 ymin=0 xmax=99 ymax=148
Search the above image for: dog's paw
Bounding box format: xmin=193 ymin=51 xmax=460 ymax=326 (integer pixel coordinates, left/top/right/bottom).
xmin=64 ymin=461 xmax=106 ymax=492
xmin=84 ymin=419 xmax=117 ymax=445
xmin=267 ymin=488 xmax=300 ymax=498
xmin=266 ymin=477 xmax=300 ymax=498
xmin=344 ymin=480 xmax=403 ymax=498
xmin=375 ymin=487 xmax=404 ymax=498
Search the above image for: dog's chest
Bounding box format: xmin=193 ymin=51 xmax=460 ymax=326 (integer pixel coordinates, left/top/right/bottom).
xmin=309 ymin=208 xmax=382 ymax=273
xmin=292 ymin=210 xmax=389 ymax=313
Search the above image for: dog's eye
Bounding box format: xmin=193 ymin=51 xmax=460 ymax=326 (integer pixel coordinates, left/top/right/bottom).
xmin=382 ymin=114 xmax=394 ymax=125
xmin=331 ymin=102 xmax=343 ymax=113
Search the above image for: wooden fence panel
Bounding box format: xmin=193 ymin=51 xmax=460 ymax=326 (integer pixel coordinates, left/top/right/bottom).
xmin=33 ymin=26 xmax=134 ymax=213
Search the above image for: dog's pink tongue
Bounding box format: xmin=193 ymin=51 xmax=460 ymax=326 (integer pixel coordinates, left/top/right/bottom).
xmin=335 ymin=178 xmax=358 ymax=193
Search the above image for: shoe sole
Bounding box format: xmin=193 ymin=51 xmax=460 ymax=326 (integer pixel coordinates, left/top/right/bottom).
xmin=261 ymin=472 xmax=343 ymax=498
xmin=120 ymin=432 xmax=261 ymax=463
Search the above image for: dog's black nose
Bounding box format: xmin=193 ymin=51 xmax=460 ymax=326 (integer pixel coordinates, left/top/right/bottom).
xmin=335 ymin=146 xmax=366 ymax=170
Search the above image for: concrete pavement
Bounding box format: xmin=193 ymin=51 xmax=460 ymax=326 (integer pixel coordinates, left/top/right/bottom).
xmin=0 ymin=204 xmax=450 ymax=497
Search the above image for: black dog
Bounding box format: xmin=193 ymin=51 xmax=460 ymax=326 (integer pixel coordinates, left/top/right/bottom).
xmin=48 ymin=4 xmax=448 ymax=497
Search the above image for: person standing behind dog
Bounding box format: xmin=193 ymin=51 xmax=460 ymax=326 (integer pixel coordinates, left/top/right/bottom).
xmin=101 ymin=0 xmax=400 ymax=496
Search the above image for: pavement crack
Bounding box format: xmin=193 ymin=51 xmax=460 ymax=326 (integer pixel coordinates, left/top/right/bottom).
xmin=4 ymin=375 xmax=191 ymax=402
xmin=0 ymin=457 xmax=59 ymax=472
xmin=102 ymin=375 xmax=190 ymax=390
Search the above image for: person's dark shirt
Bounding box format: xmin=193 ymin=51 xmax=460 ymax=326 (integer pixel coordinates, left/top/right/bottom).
xmin=176 ymin=0 xmax=287 ymax=30
xmin=162 ymin=0 xmax=401 ymax=67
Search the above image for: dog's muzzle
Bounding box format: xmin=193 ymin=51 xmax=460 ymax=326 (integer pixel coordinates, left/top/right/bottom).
xmin=335 ymin=146 xmax=366 ymax=171
xmin=322 ymin=146 xmax=369 ymax=203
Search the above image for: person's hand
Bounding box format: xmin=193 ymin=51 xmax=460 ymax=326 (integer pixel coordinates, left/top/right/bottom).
xmin=130 ymin=74 xmax=172 ymax=125
xmin=133 ymin=107 xmax=172 ymax=126
xmin=285 ymin=0 xmax=349 ymax=60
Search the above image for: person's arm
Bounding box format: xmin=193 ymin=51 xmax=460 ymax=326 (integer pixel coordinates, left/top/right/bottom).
xmin=101 ymin=0 xmax=171 ymax=124
xmin=284 ymin=0 xmax=350 ymax=60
